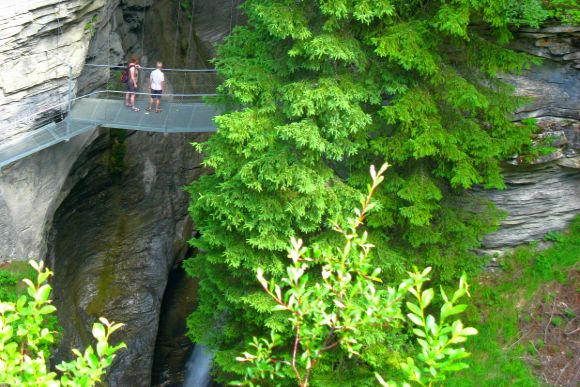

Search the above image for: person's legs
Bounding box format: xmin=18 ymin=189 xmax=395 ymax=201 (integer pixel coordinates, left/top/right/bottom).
xmin=147 ymin=92 xmax=154 ymax=111
xmin=153 ymin=90 xmax=162 ymax=112
xmin=128 ymin=81 xmax=139 ymax=110
xmin=125 ymin=86 xmax=132 ymax=106
xmin=130 ymin=93 xmax=139 ymax=111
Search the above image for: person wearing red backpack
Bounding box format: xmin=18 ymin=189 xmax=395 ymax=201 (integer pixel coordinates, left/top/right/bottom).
xmin=124 ymin=56 xmax=141 ymax=112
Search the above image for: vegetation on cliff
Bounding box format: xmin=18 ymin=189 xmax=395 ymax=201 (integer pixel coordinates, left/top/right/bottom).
xmin=235 ymin=164 xmax=478 ymax=386
xmin=0 ymin=261 xmax=125 ymax=386
xmin=184 ymin=0 xmax=568 ymax=382
xmin=446 ymin=215 xmax=579 ymax=386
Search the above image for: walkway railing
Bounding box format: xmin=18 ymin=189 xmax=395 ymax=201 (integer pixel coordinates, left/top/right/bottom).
xmin=83 ymin=64 xmax=220 ymax=100
xmin=0 ymin=65 xmax=221 ymax=168
xmin=2 ymin=66 xmax=219 ymax=138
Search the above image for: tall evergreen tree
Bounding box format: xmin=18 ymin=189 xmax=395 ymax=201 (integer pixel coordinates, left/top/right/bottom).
xmin=184 ymin=0 xmax=550 ymax=380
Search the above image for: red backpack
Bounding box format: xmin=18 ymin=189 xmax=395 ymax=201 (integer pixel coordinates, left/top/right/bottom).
xmin=120 ymin=64 xmax=134 ymax=83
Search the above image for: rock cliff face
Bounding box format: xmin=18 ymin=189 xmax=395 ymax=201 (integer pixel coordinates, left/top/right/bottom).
xmin=0 ymin=131 xmax=97 ymax=265
xmin=0 ymin=0 xmax=234 ymax=263
xmin=0 ymin=1 xmax=112 ymax=263
xmin=479 ymin=25 xmax=580 ymax=250
xmin=0 ymin=0 xmax=119 ymax=262
xmin=47 ymin=129 xmax=209 ymax=386
xmin=1 ymin=0 xmax=107 ymax=140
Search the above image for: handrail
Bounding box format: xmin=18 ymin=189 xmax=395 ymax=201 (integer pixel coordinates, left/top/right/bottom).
xmin=1 ymin=90 xmax=217 ymax=133
xmin=84 ymin=63 xmax=218 ymax=73
xmin=79 ymin=90 xmax=218 ymax=98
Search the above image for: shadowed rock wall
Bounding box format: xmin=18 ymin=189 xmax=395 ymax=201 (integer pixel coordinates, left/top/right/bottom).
xmin=48 ymin=129 xmax=209 ymax=386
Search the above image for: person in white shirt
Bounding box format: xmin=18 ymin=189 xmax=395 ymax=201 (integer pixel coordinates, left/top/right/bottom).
xmin=147 ymin=61 xmax=165 ymax=113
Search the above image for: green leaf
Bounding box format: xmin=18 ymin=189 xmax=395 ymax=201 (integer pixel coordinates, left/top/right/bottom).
xmin=406 ymin=302 xmax=422 ymax=316
xmin=407 ymin=313 xmax=424 ymax=327
xmin=36 ymin=285 xmax=51 ymax=302
xmin=334 ymin=299 xmax=346 ymax=308
xmin=412 ymin=328 xmax=426 ymax=338
xmin=452 ymin=288 xmax=466 ymax=303
xmin=96 ymin=341 xmax=108 ymax=357
xmin=29 ymin=260 xmax=40 ymax=272
xmin=38 ymin=305 xmax=57 ymax=315
xmin=442 ymin=362 xmax=469 ymax=372
xmin=426 ymin=314 xmax=437 ymax=335
xmin=87 ymin=352 xmax=99 ymax=368
xmin=443 ymin=304 xmax=467 ymax=319
xmin=375 ymin=372 xmax=390 ymax=386
xmin=92 ymin=323 xmax=106 ymax=341
xmin=461 ymin=327 xmax=478 ymax=336
xmin=421 ymin=288 xmax=434 ymax=308
xmin=440 ymin=286 xmax=449 ymax=303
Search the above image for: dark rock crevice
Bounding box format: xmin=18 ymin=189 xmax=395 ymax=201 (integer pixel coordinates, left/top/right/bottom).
xmin=47 ymin=129 xmax=209 ymax=386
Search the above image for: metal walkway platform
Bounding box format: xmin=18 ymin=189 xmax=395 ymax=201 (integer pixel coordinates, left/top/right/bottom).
xmin=0 ymin=97 xmax=219 ymax=168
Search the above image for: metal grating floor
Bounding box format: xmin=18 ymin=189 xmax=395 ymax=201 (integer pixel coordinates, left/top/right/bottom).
xmin=70 ymin=98 xmax=219 ymax=133
xmin=0 ymin=98 xmax=219 ymax=168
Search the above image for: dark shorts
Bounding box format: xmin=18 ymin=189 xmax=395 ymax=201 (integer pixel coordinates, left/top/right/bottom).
xmin=150 ymin=89 xmax=162 ymax=99
xmin=127 ymin=80 xmax=137 ymax=92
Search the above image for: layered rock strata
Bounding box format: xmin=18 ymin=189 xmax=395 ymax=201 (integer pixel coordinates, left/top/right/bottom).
xmin=480 ymin=24 xmax=580 ymax=249
xmin=0 ymin=0 xmax=123 ymax=262
xmin=0 ymin=0 xmax=108 ymax=141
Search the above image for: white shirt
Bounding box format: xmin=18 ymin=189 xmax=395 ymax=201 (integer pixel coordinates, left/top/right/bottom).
xmin=150 ymin=69 xmax=165 ymax=91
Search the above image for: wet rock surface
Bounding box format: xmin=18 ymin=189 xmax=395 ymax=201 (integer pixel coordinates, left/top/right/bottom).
xmin=141 ymin=0 xmax=241 ymax=70
xmin=151 ymin=266 xmax=199 ymax=386
xmin=48 ymin=129 xmax=209 ymax=386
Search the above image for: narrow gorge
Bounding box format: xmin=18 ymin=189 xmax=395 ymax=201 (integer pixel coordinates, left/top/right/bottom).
xmin=0 ymin=1 xmax=578 ymax=386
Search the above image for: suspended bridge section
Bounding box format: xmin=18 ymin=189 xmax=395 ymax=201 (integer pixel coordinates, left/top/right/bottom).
xmin=0 ymin=65 xmax=220 ymax=168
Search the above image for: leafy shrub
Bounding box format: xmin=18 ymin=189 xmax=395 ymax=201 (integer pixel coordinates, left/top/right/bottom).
xmin=0 ymin=260 xmax=126 ymax=386
xmin=234 ymin=165 xmax=477 ymax=386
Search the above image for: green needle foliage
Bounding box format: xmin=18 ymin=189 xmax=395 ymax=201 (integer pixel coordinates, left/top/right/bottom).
xmin=184 ymin=0 xmax=555 ymax=380
xmin=0 ymin=261 xmax=126 ymax=386
xmin=234 ymin=164 xmax=477 ymax=387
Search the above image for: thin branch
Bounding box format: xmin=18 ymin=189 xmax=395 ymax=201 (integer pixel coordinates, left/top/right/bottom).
xmin=565 ymin=327 xmax=580 ymax=336
xmin=572 ymin=360 xmax=580 ymax=386
xmin=291 ymin=324 xmax=304 ymax=386
xmin=504 ymin=333 xmax=527 ymax=350
xmin=321 ymin=340 xmax=341 ymax=352
xmin=554 ymin=360 xmax=571 ymax=385
xmin=544 ymin=298 xmax=557 ymax=343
